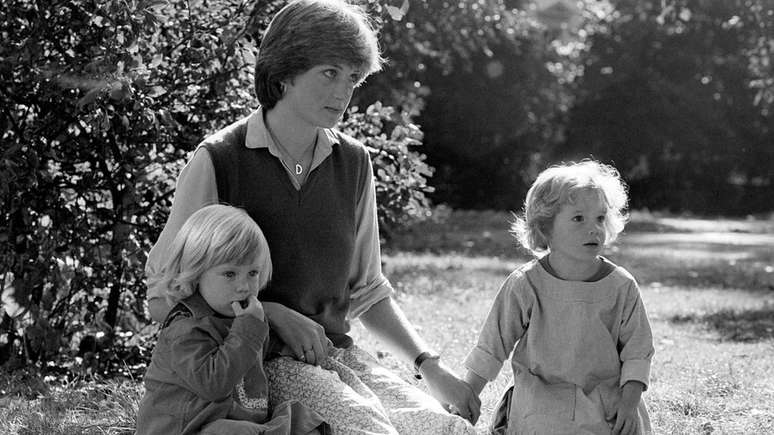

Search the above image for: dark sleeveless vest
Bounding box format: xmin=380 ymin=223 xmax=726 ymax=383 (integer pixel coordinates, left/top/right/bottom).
xmin=203 ymin=115 xmax=369 ymax=348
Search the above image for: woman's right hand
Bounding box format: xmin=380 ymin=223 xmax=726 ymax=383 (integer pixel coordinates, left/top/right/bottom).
xmin=262 ymin=302 xmax=332 ymax=365
xmin=421 ymin=358 xmax=482 ymax=424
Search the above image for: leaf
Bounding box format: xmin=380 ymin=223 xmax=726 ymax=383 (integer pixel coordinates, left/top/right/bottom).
xmin=147 ymin=85 xmax=166 ymax=97
xmin=77 ymin=86 xmax=104 ymax=109
xmin=150 ymin=53 xmax=163 ymax=68
xmin=108 ymin=82 xmax=126 ymax=101
xmin=385 ymin=5 xmax=405 ymax=21
xmin=142 ymin=0 xmax=169 ymax=8
xmin=400 ymin=0 xmax=410 ymax=15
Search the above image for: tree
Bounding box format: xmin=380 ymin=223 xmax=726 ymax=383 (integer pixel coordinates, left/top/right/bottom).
xmin=0 ymin=0 xmax=433 ymax=374
xmin=561 ymin=0 xmax=774 ymax=214
xmin=356 ymin=0 xmax=581 ymax=210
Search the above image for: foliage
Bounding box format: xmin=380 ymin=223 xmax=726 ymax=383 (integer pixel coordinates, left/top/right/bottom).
xmin=551 ymin=0 xmax=774 ymax=214
xmin=359 ymin=0 xmax=602 ymax=210
xmin=360 ymin=0 xmax=774 ymax=214
xmin=0 ymin=0 xmax=433 ymax=373
xmin=339 ymin=102 xmax=434 ymax=237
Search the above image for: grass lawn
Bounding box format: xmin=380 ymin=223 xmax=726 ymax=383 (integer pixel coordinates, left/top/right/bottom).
xmin=2 ymin=210 xmax=773 ymax=434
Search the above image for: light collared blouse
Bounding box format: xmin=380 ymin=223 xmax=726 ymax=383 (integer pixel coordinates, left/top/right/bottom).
xmin=145 ymin=109 xmax=393 ymax=320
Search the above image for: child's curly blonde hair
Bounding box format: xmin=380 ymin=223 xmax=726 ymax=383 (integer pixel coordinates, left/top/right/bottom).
xmin=511 ymin=160 xmax=629 ymax=255
xmin=158 ymin=204 xmax=272 ymax=305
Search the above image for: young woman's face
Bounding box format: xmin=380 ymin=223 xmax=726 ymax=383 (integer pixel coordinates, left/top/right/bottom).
xmin=198 ymin=260 xmax=264 ymax=317
xmin=547 ymin=189 xmax=608 ymax=266
xmin=281 ymin=63 xmax=363 ymax=129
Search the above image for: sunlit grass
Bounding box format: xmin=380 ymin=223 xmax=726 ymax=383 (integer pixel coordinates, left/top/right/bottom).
xmin=0 ymin=377 xmax=141 ymax=435
xmin=2 ymin=210 xmax=773 ymax=434
xmin=364 ymin=210 xmax=774 ymax=434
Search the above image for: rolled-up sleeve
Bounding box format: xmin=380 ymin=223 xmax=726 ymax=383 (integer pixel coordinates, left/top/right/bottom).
xmin=464 ymin=347 xmax=505 ymax=382
xmin=618 ymin=283 xmax=654 ymax=390
xmin=620 ymin=359 xmax=651 ymax=389
xmin=347 ymin=153 xmax=394 ymax=319
xmin=145 ymin=148 xmax=219 ymax=300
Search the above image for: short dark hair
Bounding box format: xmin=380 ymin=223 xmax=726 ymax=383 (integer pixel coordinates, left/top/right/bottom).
xmin=255 ymin=0 xmax=384 ymax=109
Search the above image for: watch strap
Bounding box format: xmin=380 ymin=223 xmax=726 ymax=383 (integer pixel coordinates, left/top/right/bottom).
xmin=413 ymin=351 xmax=440 ymax=379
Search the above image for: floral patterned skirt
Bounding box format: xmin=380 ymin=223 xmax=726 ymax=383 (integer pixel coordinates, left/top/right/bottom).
xmin=265 ymin=346 xmax=477 ymax=435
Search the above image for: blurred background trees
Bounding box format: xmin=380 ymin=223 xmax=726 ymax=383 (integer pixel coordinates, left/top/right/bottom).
xmin=359 ymin=0 xmax=773 ymax=213
xmin=1 ymin=0 xmax=772 ymax=374
xmin=560 ymin=0 xmax=774 ymax=214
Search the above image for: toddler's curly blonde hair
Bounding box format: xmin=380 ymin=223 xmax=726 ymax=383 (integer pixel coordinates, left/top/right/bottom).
xmin=511 ymin=160 xmax=629 ymax=255
xmin=158 ymin=204 xmax=272 ymax=305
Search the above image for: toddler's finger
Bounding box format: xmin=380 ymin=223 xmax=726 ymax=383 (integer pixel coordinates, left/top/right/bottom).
xmin=622 ymin=419 xmax=633 ymax=435
xmin=612 ymin=414 xmax=623 ymax=435
xmin=626 ymin=417 xmax=639 ymax=435
xmin=245 ymin=295 xmax=259 ymax=308
xmin=469 ymin=396 xmax=481 ymax=424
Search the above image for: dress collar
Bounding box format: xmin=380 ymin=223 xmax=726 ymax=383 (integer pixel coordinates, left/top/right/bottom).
xmin=180 ymin=292 xmax=216 ymax=319
xmin=244 ymin=107 xmax=338 ymax=171
xmin=537 ymin=255 xmax=616 ymax=282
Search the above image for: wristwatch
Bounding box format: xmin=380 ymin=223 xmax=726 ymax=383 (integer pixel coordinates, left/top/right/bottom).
xmin=413 ymin=351 xmax=440 ymax=379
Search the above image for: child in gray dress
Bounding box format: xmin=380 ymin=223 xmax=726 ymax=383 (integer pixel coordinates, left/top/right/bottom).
xmin=463 ymin=160 xmax=654 ymax=435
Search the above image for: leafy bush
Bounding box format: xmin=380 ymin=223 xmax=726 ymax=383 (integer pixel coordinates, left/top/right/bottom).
xmin=339 ymin=102 xmax=434 ymax=238
xmin=0 ymin=0 xmax=432 ymax=375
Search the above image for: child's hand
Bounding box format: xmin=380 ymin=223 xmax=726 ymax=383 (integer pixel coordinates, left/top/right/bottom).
xmin=231 ymin=295 xmax=264 ymax=320
xmin=449 ymin=384 xmax=482 ymax=425
xmin=612 ymin=401 xmax=638 ymax=435
xmin=612 ymin=381 xmax=644 ymax=435
xmin=422 ymin=362 xmax=481 ymax=424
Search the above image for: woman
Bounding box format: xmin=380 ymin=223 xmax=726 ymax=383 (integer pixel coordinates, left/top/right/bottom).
xmin=145 ymin=0 xmax=479 ymax=433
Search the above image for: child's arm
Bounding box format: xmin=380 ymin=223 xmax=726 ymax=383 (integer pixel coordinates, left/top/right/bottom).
xmin=618 ymin=280 xmax=654 ymax=396
xmin=457 ymin=369 xmax=487 ymax=425
xmin=614 ymin=278 xmax=653 ymax=435
xmin=612 ymin=381 xmax=644 ymax=435
xmin=459 ymin=272 xmax=532 ymax=424
xmin=463 ymin=272 xmax=532 ymax=388
xmin=168 ymin=296 xmax=268 ymax=400
xmin=463 ymin=370 xmax=488 ymax=397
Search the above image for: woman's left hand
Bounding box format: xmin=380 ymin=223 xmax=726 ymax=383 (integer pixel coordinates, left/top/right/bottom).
xmin=420 ymin=358 xmax=481 ymax=424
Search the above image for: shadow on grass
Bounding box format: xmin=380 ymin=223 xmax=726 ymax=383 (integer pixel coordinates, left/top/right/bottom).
xmin=616 ymin=259 xmax=774 ymax=292
xmin=669 ymin=305 xmax=774 ymax=342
